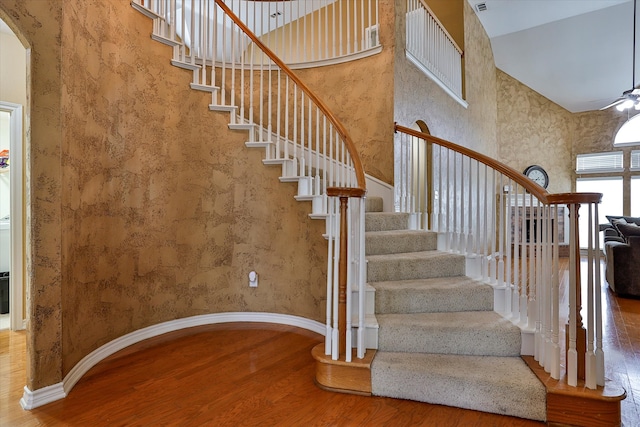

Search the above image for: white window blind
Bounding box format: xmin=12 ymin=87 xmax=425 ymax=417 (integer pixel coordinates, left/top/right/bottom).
xmin=576 ymin=152 xmax=624 ymax=173
xmin=632 ymin=150 xmax=640 ymax=170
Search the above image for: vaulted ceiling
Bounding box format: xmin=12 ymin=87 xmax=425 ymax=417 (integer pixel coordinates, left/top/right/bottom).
xmin=468 ymin=0 xmax=636 ymax=113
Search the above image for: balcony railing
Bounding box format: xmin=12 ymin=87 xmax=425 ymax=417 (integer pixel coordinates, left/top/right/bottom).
xmin=405 ymin=0 xmax=465 ymax=106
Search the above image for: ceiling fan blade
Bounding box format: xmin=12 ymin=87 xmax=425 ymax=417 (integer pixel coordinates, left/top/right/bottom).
xmin=600 ymin=98 xmax=625 ymax=110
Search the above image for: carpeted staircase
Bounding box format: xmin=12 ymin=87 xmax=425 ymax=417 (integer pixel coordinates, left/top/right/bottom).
xmin=364 ymin=199 xmax=547 ymax=421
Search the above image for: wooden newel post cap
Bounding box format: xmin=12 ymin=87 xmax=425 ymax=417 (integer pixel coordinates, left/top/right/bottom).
xmin=326 ymin=187 xmax=366 ymax=198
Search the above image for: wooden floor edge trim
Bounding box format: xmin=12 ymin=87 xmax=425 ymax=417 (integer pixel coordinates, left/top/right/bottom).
xmin=314 ymin=379 xmax=372 ymax=396
xmin=521 ymin=356 xmax=627 ymax=401
xmin=312 ymin=343 xmax=375 ymax=395
xmin=522 ymin=356 xmax=625 ymax=427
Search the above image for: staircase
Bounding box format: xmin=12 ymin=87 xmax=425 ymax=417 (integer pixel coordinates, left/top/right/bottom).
xmin=130 ymin=2 xmax=624 ymax=424
xmin=364 ymin=199 xmax=547 ymax=421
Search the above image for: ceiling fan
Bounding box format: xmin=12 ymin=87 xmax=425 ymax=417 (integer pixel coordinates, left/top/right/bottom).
xmin=601 ymin=0 xmax=640 ymax=111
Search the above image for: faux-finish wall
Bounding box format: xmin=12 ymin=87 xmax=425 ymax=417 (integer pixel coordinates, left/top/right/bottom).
xmin=393 ymin=0 xmax=497 ymax=157
xmin=1 ymin=0 xmax=332 ymax=389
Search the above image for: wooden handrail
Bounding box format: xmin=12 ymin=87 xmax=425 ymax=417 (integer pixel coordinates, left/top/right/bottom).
xmin=395 ymin=124 xmax=602 ymax=206
xmin=215 ymin=0 xmax=367 ymax=193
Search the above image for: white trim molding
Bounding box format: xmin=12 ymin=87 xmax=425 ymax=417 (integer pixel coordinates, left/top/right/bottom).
xmin=20 ymin=312 xmax=324 ymax=410
xmin=20 ymin=383 xmax=65 ymax=410
xmin=406 ymin=50 xmax=468 ymax=109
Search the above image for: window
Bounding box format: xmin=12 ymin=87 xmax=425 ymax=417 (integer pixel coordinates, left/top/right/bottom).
xmin=614 ymin=114 xmax=640 ymax=146
xmin=632 ymin=176 xmax=640 ymax=217
xmin=632 ymin=150 xmax=640 ymax=171
xmin=576 ymin=177 xmax=623 ymax=249
xmin=576 ymin=152 xmax=623 ymax=174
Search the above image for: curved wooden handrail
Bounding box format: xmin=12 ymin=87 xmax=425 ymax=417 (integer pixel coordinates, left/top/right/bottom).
xmin=215 ymin=0 xmax=366 ymax=194
xmin=395 ymin=124 xmax=602 ymax=206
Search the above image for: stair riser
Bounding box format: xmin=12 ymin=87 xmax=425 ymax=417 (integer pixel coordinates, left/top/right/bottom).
xmin=365 ymin=213 xmax=409 ymax=232
xmin=350 ymin=324 xmax=379 ymax=350
xmin=367 ymin=256 xmax=464 ymax=282
xmin=350 ymin=287 xmax=376 ymax=317
xmin=377 ymin=323 xmax=521 ymax=356
xmin=364 ymin=197 xmax=384 ymax=213
xmin=365 ymin=232 xmax=437 ymax=255
xmin=375 ymin=286 xmax=493 ymax=314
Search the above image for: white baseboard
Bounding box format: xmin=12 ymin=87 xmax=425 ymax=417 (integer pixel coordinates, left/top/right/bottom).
xmin=21 ymin=312 xmax=324 ymax=410
xmin=20 ymin=383 xmax=65 ymax=410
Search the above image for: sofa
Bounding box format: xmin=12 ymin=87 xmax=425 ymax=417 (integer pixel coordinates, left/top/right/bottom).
xmin=603 ymin=216 xmax=640 ymax=298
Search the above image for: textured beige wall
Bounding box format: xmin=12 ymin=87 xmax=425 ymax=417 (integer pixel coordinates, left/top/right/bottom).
xmin=496 ymin=71 xmax=636 ymax=195
xmin=0 ymin=0 xmax=64 ymax=390
xmin=2 ymin=0 xmax=329 ymax=388
xmin=394 ymin=0 xmax=496 ymax=157
xmin=295 ymin=0 xmax=396 ymax=184
xmin=573 ymin=109 xmax=635 ymax=155
xmin=496 ymin=70 xmax=574 ymax=194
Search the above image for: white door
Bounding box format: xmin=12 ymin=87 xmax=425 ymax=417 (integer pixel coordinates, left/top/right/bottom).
xmin=0 ymin=101 xmax=24 ymax=331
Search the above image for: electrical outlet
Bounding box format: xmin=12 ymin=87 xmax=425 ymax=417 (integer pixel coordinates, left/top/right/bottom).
xmin=249 ymin=271 xmax=258 ymax=288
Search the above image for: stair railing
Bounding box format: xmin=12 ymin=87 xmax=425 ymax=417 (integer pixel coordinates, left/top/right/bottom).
xmin=395 ymin=124 xmax=604 ymax=390
xmin=131 ymin=0 xmax=368 ymax=362
xmin=133 ymin=0 xmax=381 ymax=68
xmin=226 ymin=0 xmax=381 ymax=67
xmin=405 ymin=0 xmax=464 ymax=104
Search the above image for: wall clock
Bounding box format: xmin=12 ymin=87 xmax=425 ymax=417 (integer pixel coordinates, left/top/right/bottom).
xmin=523 ymin=165 xmax=549 ymax=189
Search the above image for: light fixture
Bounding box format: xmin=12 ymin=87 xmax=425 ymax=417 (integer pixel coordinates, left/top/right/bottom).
xmin=617 ymin=99 xmax=635 ymax=111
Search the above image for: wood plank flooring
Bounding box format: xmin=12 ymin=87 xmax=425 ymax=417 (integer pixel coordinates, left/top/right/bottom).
xmin=1 ymin=323 xmax=542 ymax=426
xmin=1 ymin=259 xmax=639 ymax=426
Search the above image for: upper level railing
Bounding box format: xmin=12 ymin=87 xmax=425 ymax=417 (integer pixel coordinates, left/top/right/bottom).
xmin=395 ymin=124 xmax=604 ymax=390
xmin=406 ymin=0 xmax=465 ymax=106
xmin=143 ymin=0 xmax=381 ymax=69
xmin=131 ymin=0 xmax=368 ymax=362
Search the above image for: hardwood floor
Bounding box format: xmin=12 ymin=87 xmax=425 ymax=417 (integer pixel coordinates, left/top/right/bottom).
xmin=2 ymin=323 xmax=545 ymax=426
xmin=1 ymin=261 xmax=638 ymax=426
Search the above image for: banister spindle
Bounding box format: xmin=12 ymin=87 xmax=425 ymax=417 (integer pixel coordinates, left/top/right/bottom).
xmin=327 ymin=187 xmax=366 ymax=359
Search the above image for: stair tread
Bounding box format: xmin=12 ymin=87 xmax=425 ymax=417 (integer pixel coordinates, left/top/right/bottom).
xmin=367 ymin=250 xmax=461 ymax=262
xmin=367 ymin=250 xmax=465 ymax=282
xmin=372 ymin=276 xmax=494 ymax=314
xmin=372 ymin=275 xmax=488 ymax=290
xmin=371 ymin=352 xmax=546 ymax=421
xmin=376 ymin=311 xmax=522 ymax=356
xmin=377 ymin=311 xmax=521 ymax=356
xmin=366 ymin=229 xmax=438 ymax=255
xmin=365 ymin=229 xmax=437 ymax=238
xmin=377 ymin=310 xmax=516 ymax=328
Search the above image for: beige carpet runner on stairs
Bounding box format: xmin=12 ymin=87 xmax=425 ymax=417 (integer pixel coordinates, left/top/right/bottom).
xmin=365 ymin=198 xmax=547 ymax=421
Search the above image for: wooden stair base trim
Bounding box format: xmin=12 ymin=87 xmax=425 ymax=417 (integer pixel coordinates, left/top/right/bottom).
xmin=522 ymin=356 xmax=626 ymax=427
xmin=312 ymin=343 xmax=375 ymax=395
